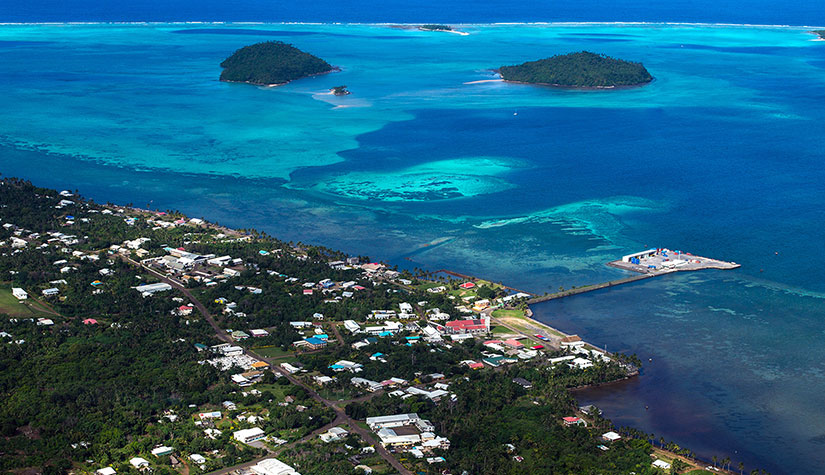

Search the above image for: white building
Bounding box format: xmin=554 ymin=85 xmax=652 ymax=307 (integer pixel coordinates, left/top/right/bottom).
xmin=234 ymin=427 xmax=266 ymax=444
xmin=96 ymin=468 xmax=116 ymax=475
xmin=129 ymin=457 xmax=150 ymax=469
xmin=134 ymin=282 xmax=172 ymax=296
xmin=11 ymin=288 xmax=27 ymax=300
xmin=151 ymin=446 xmax=174 ymax=457
xmin=250 ymin=458 xmax=301 ymax=475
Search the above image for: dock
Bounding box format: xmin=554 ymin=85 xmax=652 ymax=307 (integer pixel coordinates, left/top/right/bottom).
xmin=527 ymin=248 xmax=739 ymax=305
xmin=606 ymin=248 xmax=740 ymax=275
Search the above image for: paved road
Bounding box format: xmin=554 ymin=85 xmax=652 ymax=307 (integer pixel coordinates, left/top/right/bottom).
xmin=125 ymin=258 xmax=410 ymax=475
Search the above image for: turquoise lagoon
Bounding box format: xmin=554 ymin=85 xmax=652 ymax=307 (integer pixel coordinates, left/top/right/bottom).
xmin=2 ymin=23 xmax=825 ymax=473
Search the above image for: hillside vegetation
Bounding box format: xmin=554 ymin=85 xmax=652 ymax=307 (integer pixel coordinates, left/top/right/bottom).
xmin=220 ymin=41 xmax=333 ymax=85
xmin=499 ymin=51 xmax=653 ymax=88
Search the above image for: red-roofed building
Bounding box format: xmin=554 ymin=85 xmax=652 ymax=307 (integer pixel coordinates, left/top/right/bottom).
xmin=178 ymin=305 xmax=193 ymax=316
xmin=83 ymin=318 xmax=98 ymax=325
xmin=468 ymin=362 xmax=484 ymax=370
xmin=303 ymin=289 xmax=313 ymax=295
xmin=441 ymin=318 xmax=489 ymax=335
xmin=531 ymin=345 xmax=545 ymax=350
xmin=503 ymin=338 xmax=524 ymax=349
xmin=563 ymin=417 xmax=585 ymax=426
xmin=459 ymin=282 xmax=476 ymax=289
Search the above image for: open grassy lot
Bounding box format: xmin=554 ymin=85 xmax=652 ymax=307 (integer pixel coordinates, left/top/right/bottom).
xmin=251 ymin=346 xmax=293 ymax=359
xmin=0 ymin=286 xmax=55 ymax=317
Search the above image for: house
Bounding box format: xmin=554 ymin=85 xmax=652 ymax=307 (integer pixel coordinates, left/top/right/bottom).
xmin=42 ymin=288 xmax=59 ymax=297
xmin=11 ymin=288 xmax=27 ymax=300
xmin=512 ymin=377 xmax=532 ymax=389
xmin=351 ymin=377 xmax=383 ymax=392
xmin=177 ymin=305 xmax=193 ymax=316
xmin=234 ymin=427 xmax=266 ymax=444
xmin=315 ymin=375 xmax=335 ymax=385
xmin=249 ymin=458 xmax=301 ymax=475
xmin=343 ymin=320 xmax=361 ymax=333
xmin=232 ymin=330 xmax=250 ymax=340
xmin=250 ymin=329 xmax=269 ymax=338
xmin=199 ymin=411 xmax=222 ymax=420
xmin=190 ymin=454 xmax=207 ymax=465
xmin=560 ymin=335 xmax=584 ymax=348
xmin=319 ymin=426 xmax=348 ymax=443
xmin=579 ymin=404 xmax=602 ymax=416
xmin=502 ymin=338 xmax=523 ymax=349
xmin=568 ymin=357 xmax=593 ymax=370
xmin=303 ymin=337 xmax=327 ymax=350
xmin=151 ymin=446 xmax=174 ymax=457
xmin=96 ymin=468 xmax=116 ymax=475
xmin=563 ymin=416 xmax=586 ymax=427
xmin=129 ymin=457 xmax=150 ymax=469
xmin=653 ymin=460 xmax=671 ymax=470
xmin=83 ymin=318 xmax=98 ymax=325
xmin=281 ymin=362 xmax=303 ymax=374
xmin=602 ymin=431 xmax=622 ymax=442
xmin=36 ymin=318 xmax=54 ymax=326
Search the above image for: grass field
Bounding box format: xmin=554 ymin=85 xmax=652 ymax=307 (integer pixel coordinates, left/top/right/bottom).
xmin=492 ymin=309 xmax=524 ymax=319
xmin=251 ymin=346 xmax=293 ymax=358
xmin=0 ymin=286 xmax=55 ymax=317
xmin=491 ymin=325 xmax=514 ymax=335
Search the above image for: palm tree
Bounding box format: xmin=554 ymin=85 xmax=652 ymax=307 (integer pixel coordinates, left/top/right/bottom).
xmin=712 ymin=455 xmax=718 ymax=468
xmin=738 ymin=461 xmax=745 ymax=474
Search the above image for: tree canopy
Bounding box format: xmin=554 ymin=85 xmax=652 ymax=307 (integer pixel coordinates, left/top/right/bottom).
xmin=219 ymin=41 xmax=333 ymax=86
xmin=499 ymin=51 xmax=653 ymax=88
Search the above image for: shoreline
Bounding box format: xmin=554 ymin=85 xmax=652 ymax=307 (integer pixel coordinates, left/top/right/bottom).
xmin=498 ymin=75 xmax=654 ymax=90
xmin=220 ymin=66 xmax=341 ymax=87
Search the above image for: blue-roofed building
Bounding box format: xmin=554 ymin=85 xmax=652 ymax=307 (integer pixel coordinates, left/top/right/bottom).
xmin=304 ymin=337 xmax=327 ymax=350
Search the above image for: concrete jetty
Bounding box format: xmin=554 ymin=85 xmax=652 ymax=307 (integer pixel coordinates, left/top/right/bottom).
xmin=527 ymin=248 xmax=739 ymax=305
xmin=607 ymin=248 xmax=740 ymax=275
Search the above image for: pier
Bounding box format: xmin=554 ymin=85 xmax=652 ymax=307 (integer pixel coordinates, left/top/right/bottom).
xmin=527 ymin=248 xmax=739 ymax=305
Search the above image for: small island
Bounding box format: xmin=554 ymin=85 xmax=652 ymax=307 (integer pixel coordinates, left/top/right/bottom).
xmin=420 ymin=24 xmax=453 ymax=31
xmin=219 ymin=41 xmax=335 ymax=86
xmin=418 ymin=24 xmax=469 ymax=35
xmin=499 ymin=51 xmax=653 ymax=88
xmin=330 ymin=85 xmax=351 ymax=96
xmin=812 ymin=30 xmax=825 ymax=40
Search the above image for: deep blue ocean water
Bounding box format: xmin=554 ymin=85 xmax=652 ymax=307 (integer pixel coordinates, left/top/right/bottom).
xmin=0 ymin=15 xmax=824 ymax=474
xmin=1 ymin=0 xmax=824 ymax=26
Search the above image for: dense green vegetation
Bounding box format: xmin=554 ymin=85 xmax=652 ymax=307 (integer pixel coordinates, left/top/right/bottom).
xmin=330 ymin=85 xmax=351 ymax=96
xmin=499 ymin=51 xmax=653 ymax=87
xmin=219 ymin=41 xmax=334 ymax=85
xmin=420 ymin=24 xmax=452 ymax=31
xmin=348 ymin=368 xmax=657 ymax=474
